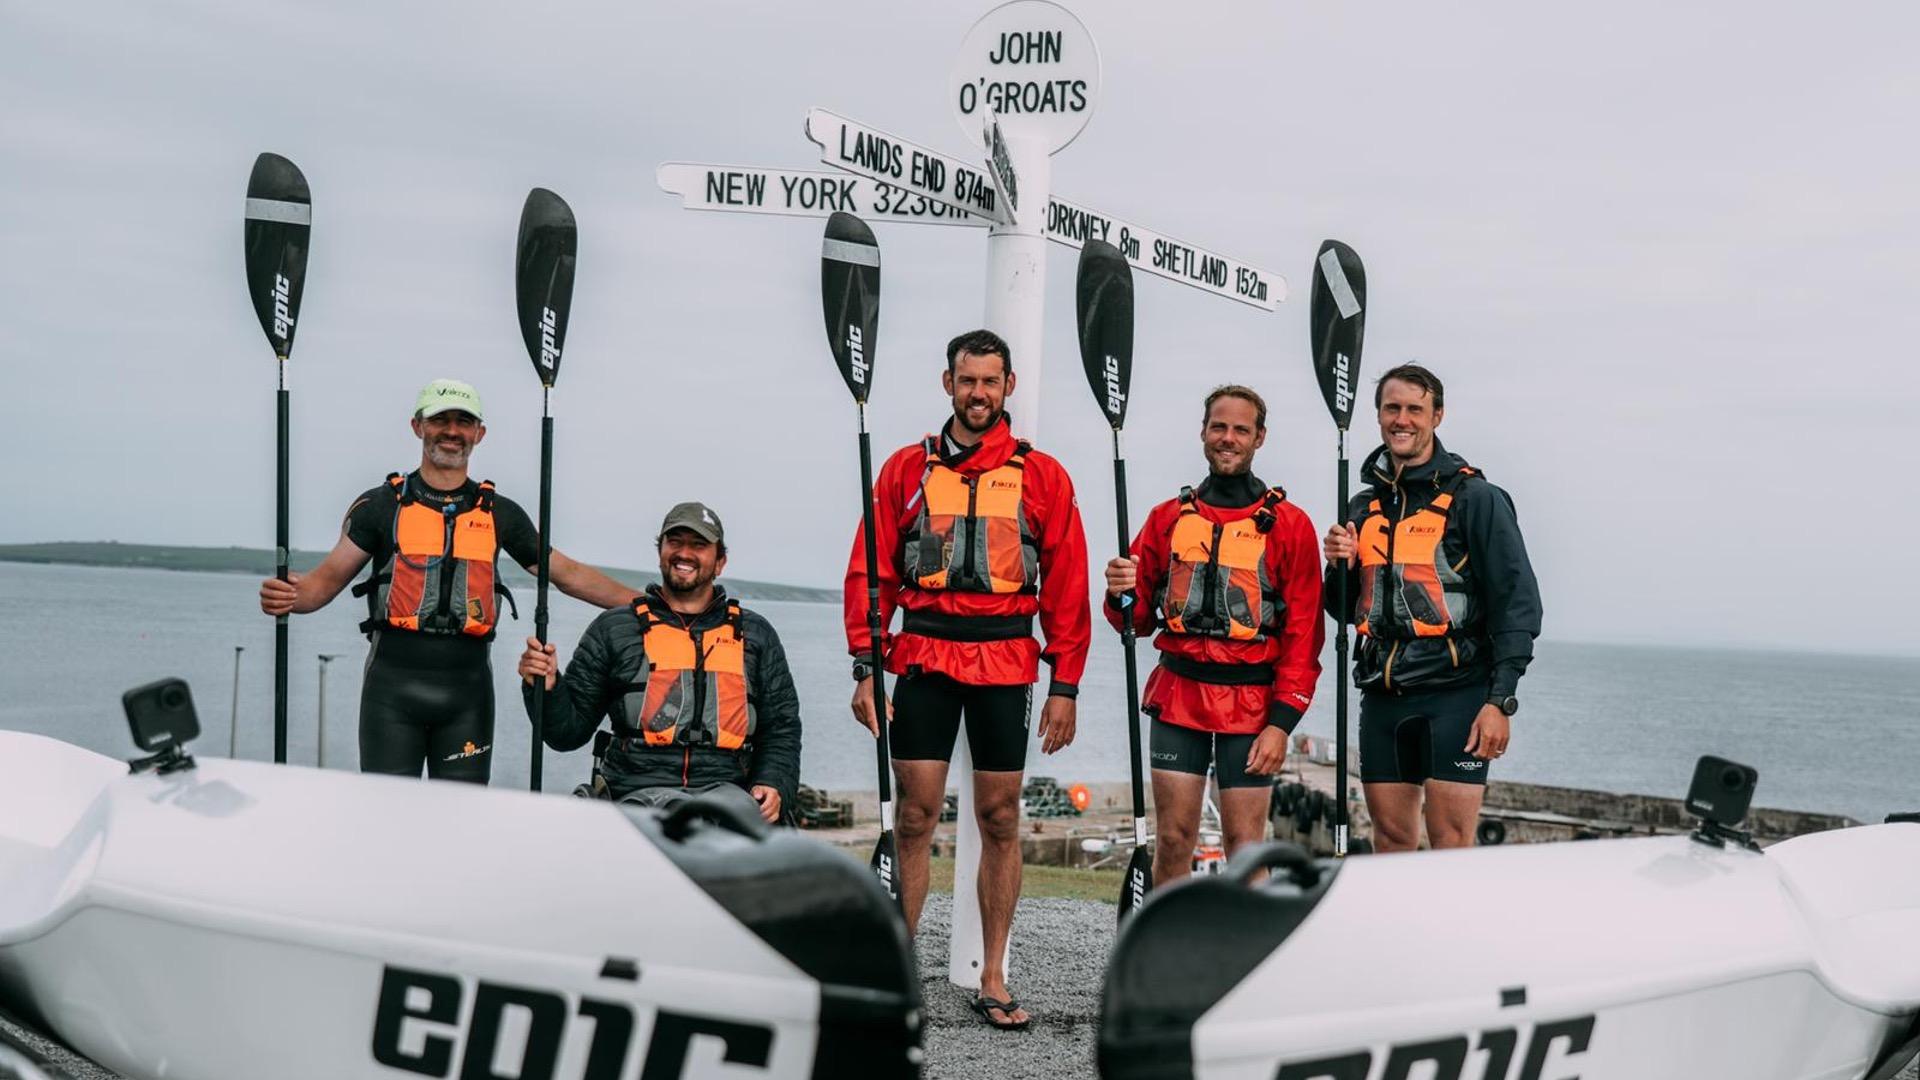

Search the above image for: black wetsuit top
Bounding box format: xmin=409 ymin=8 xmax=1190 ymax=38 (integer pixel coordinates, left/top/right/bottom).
xmin=344 ymin=472 xmax=540 ymax=783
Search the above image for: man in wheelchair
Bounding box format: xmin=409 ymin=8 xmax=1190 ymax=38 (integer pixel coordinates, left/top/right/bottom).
xmin=517 ymin=502 xmax=801 ymax=823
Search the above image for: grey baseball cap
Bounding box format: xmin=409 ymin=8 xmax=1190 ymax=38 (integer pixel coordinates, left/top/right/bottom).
xmin=658 ymin=501 xmax=724 ymax=545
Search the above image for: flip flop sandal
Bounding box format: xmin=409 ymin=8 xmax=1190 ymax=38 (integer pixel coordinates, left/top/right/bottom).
xmin=970 ymin=995 xmax=1031 ymax=1032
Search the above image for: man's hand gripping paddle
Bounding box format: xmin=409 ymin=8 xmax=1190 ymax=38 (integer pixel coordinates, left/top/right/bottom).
xmin=1309 ymin=240 xmax=1367 ymax=856
xmin=1075 ymin=240 xmax=1150 ymax=922
xmin=515 ymin=188 xmax=577 ymax=793
xmin=244 ymin=152 xmax=312 ymax=766
xmin=821 ymin=211 xmax=901 ymax=907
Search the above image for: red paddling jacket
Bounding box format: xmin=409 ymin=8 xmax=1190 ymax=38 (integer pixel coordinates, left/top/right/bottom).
xmin=1107 ymin=473 xmax=1325 ymax=735
xmin=844 ymin=416 xmax=1091 ymax=694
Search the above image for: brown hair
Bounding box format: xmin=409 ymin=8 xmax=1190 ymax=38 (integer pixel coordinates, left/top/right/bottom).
xmin=1202 ymin=384 xmax=1267 ymax=430
xmin=1374 ymin=363 xmax=1444 ymax=410
xmin=946 ymin=329 xmax=1012 ymax=375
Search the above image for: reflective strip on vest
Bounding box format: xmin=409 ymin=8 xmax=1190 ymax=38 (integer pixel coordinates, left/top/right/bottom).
xmin=901 ymin=439 xmax=1038 ymax=595
xmin=1355 ymin=474 xmax=1473 ymax=639
xmin=369 ymin=475 xmax=501 ymax=638
xmin=623 ymin=600 xmax=756 ymax=751
xmin=1156 ymin=491 xmax=1282 ymax=642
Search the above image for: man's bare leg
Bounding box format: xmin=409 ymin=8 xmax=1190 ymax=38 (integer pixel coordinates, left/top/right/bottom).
xmin=1423 ymin=779 xmax=1485 ymax=849
xmin=892 ymin=758 xmax=951 ymax=936
xmin=1218 ymin=786 xmax=1272 ymax=856
xmin=1150 ymin=769 xmax=1205 ymax=887
xmin=1364 ymin=781 xmax=1425 ymax=852
xmin=973 ymin=768 xmax=1029 ymax=1025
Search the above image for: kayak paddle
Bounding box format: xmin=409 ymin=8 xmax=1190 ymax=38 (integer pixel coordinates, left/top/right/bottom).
xmin=1074 ymin=239 xmax=1150 ymax=922
xmin=514 ymin=187 xmax=577 ymax=794
xmin=1308 ymin=239 xmax=1367 ymax=857
xmin=243 ymin=152 xmax=312 ymax=766
xmin=821 ymin=211 xmax=901 ymax=908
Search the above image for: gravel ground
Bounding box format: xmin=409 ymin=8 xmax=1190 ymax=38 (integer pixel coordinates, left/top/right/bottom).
xmin=915 ymin=894 xmax=1111 ymax=1080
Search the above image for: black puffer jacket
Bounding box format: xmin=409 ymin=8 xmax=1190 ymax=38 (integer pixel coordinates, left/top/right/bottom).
xmin=521 ymin=585 xmax=802 ymax=807
xmin=1324 ymin=440 xmax=1542 ymax=696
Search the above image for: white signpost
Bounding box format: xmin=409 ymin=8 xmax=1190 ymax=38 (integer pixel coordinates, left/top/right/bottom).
xmin=805 ymin=109 xmax=1012 ymax=225
xmin=657 ymin=163 xmax=982 ymax=226
xmin=655 ymin=0 xmax=1287 ymax=992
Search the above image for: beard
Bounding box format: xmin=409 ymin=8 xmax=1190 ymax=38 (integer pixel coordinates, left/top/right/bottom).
xmin=954 ymin=402 xmax=1003 ymax=434
xmin=1206 ymin=449 xmax=1252 ymax=475
xmin=425 ymin=441 xmax=471 ymax=469
xmin=661 ymin=562 xmax=717 ymax=597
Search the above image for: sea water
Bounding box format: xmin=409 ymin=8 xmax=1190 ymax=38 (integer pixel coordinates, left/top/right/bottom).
xmin=3 ymin=562 xmax=1914 ymax=823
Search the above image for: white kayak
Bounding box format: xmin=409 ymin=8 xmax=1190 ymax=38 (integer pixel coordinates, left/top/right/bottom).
xmin=0 ymin=730 xmax=920 ymax=1080
xmin=1100 ymin=821 xmax=1920 ymax=1080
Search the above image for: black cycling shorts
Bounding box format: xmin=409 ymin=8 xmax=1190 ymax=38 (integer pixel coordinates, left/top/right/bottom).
xmin=1359 ymin=682 xmax=1492 ymax=786
xmin=1148 ymin=720 xmax=1275 ymax=789
xmin=358 ymin=631 xmax=495 ymax=784
xmin=888 ymin=669 xmax=1031 ymax=773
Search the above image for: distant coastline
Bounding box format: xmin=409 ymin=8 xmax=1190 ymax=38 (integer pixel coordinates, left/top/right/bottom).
xmin=0 ymin=541 xmax=839 ymax=604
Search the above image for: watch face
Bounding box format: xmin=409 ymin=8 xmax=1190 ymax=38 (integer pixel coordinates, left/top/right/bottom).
xmin=1499 ymin=696 xmax=1519 ymax=716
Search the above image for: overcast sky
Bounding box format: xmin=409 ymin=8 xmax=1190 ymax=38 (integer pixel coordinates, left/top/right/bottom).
xmin=4 ymin=1 xmax=1915 ymax=655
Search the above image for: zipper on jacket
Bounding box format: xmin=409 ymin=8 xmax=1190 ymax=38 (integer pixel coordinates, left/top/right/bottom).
xmin=1203 ymin=521 xmax=1225 ymax=628
xmin=962 ymin=475 xmax=980 ymax=585
xmin=691 ymin=624 xmax=709 ymax=743
xmin=1384 ymin=640 xmax=1400 ymax=689
xmin=435 ymin=504 xmax=459 ymax=627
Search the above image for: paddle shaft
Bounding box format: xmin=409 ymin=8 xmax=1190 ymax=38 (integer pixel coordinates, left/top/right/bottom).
xmin=1334 ymin=429 xmax=1350 ymax=856
xmin=532 ymin=390 xmax=553 ymax=792
xmin=1111 ymin=430 xmax=1148 ymax=842
xmin=856 ymin=406 xmax=896 ymax=820
xmin=273 ymin=362 xmax=289 ymax=764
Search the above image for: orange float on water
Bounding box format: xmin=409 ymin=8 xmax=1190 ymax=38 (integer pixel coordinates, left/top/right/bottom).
xmin=1067 ymin=783 xmax=1092 ymax=812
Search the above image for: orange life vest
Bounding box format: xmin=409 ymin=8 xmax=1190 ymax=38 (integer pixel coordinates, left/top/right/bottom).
xmin=1355 ymin=468 xmax=1476 ymax=639
xmin=356 ymin=473 xmax=512 ymax=639
xmin=1156 ymin=487 xmax=1286 ymax=642
xmin=900 ymin=437 xmax=1038 ymax=595
xmin=620 ymin=597 xmax=755 ymax=751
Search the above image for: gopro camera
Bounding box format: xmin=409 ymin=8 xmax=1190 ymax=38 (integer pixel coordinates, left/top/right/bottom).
xmin=1685 ymin=755 xmax=1757 ymax=828
xmin=122 ymin=678 xmax=201 ymax=773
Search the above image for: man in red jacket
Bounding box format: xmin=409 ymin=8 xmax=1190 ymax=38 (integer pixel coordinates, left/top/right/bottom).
xmin=846 ymin=328 xmax=1091 ymax=1031
xmin=1105 ymin=385 xmax=1324 ymax=888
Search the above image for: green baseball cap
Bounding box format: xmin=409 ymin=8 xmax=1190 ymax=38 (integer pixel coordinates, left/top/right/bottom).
xmin=658 ymin=501 xmax=724 ymax=545
xmin=414 ymin=379 xmax=484 ymax=421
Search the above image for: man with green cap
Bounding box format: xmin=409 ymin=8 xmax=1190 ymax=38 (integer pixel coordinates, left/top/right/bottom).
xmin=515 ymin=502 xmax=802 ymax=821
xmin=258 ymin=378 xmax=637 ymax=783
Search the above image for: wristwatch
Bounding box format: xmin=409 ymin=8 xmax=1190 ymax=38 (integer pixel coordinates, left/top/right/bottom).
xmin=852 ymin=659 xmax=874 ymax=682
xmin=1489 ymin=695 xmax=1519 ymax=717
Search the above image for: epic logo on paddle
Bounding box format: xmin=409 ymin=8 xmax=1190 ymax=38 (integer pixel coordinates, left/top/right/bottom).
xmin=271 ymin=273 xmax=294 ymax=341
xmin=1102 ymin=354 xmax=1124 ymax=418
xmin=848 ymin=325 xmax=868 ymax=386
xmin=539 ymin=306 xmax=559 ymax=370
xmin=1333 ymin=352 xmax=1352 ymax=413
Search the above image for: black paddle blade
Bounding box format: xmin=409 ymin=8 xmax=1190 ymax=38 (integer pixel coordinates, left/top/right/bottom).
xmin=1117 ymin=846 xmax=1151 ymax=925
xmin=515 ymin=188 xmax=577 ymax=389
xmin=1309 ymin=240 xmax=1367 ymax=431
xmin=821 ymin=211 xmax=880 ymax=404
xmin=870 ymin=831 xmax=901 ymax=904
xmin=244 ymin=153 xmax=311 ymax=360
xmin=1075 ymin=239 xmax=1134 ymax=430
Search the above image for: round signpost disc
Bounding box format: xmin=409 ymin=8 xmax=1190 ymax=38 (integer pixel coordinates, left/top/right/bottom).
xmin=951 ymin=0 xmax=1100 ymax=154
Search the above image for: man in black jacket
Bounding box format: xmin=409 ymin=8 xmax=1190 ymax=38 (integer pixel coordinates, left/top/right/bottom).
xmin=1323 ymin=364 xmax=1542 ymax=851
xmin=516 ymin=502 xmax=801 ymax=822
